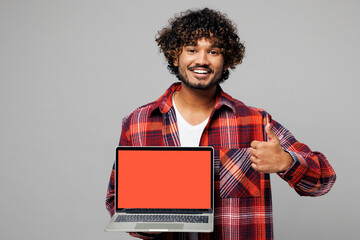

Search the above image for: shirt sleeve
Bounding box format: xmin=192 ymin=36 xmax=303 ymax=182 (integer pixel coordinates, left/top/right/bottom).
xmin=270 ymin=118 xmax=336 ymax=196
xmin=104 ymin=116 xmax=161 ymax=240
xmin=105 ymin=116 xmax=131 ymax=217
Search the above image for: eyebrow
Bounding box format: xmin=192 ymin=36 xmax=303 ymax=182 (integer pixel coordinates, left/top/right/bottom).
xmin=184 ymin=44 xmax=221 ymax=48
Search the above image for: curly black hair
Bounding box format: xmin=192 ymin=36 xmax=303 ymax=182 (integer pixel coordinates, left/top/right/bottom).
xmin=156 ymin=8 xmax=245 ymax=83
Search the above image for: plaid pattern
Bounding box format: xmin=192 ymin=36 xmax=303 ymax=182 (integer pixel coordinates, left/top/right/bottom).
xmin=219 ymin=148 xmax=260 ymax=198
xmin=105 ymin=82 xmax=336 ymax=240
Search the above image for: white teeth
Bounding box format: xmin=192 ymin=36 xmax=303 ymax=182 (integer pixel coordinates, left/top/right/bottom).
xmin=193 ymin=69 xmax=208 ymax=74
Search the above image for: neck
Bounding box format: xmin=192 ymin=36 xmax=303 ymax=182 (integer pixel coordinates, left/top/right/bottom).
xmin=174 ymin=82 xmax=217 ymax=112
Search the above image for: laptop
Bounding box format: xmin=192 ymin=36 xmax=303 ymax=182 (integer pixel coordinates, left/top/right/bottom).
xmin=105 ymin=146 xmax=214 ymax=232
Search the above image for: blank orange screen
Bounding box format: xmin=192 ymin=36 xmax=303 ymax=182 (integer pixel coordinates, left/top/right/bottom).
xmin=117 ymin=150 xmax=211 ymax=209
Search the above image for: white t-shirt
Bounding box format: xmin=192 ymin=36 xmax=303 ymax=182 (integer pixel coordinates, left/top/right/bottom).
xmin=172 ymin=93 xmax=209 ymax=147
xmin=172 ymin=93 xmax=204 ymax=240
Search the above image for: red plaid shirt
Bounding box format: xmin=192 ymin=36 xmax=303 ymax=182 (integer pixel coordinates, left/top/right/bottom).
xmin=105 ymin=83 xmax=336 ymax=240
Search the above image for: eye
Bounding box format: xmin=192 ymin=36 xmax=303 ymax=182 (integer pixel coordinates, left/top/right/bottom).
xmin=187 ymin=48 xmax=196 ymax=53
xmin=209 ymin=50 xmax=220 ymax=55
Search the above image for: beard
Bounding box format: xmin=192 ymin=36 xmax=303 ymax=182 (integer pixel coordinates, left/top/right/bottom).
xmin=177 ymin=65 xmax=223 ymax=90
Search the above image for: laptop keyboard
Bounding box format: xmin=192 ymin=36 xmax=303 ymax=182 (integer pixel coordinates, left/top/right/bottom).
xmin=115 ymin=215 xmax=209 ymax=223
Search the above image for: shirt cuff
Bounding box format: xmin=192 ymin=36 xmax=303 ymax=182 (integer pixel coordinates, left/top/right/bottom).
xmin=278 ymin=149 xmax=309 ymax=187
xmin=128 ymin=232 xmax=161 ymax=239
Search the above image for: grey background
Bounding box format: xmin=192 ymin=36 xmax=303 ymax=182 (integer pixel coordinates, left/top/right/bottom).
xmin=1 ymin=0 xmax=359 ymax=239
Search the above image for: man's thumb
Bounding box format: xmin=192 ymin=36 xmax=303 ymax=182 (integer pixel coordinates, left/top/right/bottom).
xmin=265 ymin=123 xmax=278 ymax=142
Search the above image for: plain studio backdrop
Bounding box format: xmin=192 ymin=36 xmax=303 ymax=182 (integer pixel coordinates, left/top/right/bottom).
xmin=1 ymin=0 xmax=359 ymax=239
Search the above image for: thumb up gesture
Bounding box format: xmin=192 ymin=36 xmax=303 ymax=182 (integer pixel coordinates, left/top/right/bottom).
xmin=250 ymin=123 xmax=293 ymax=173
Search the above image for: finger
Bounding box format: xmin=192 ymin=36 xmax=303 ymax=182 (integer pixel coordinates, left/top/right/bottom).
xmin=251 ymin=162 xmax=258 ymax=171
xmin=250 ymin=140 xmax=260 ymax=149
xmin=250 ymin=155 xmax=257 ymax=164
xmin=250 ymin=148 xmax=258 ymax=158
xmin=265 ymin=123 xmax=279 ymax=143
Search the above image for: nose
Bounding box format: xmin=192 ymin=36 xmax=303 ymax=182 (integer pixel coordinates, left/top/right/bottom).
xmin=195 ymin=50 xmax=210 ymax=66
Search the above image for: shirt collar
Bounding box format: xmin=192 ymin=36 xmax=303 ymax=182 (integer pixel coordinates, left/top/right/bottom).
xmin=149 ymin=82 xmax=237 ymax=116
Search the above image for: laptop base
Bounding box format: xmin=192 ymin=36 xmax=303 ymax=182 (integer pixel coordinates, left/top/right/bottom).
xmin=105 ymin=213 xmax=214 ymax=232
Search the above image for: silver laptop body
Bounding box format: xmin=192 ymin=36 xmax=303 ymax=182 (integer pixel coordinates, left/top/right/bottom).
xmin=105 ymin=146 xmax=214 ymax=232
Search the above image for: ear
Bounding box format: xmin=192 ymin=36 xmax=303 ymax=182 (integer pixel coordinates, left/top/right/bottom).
xmin=173 ymin=57 xmax=179 ymax=67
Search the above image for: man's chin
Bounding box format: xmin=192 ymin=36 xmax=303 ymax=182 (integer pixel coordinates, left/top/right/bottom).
xmin=183 ymin=82 xmax=214 ymax=90
xmin=180 ymin=78 xmax=218 ymax=90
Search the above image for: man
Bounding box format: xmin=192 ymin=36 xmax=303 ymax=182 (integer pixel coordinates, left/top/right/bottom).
xmin=105 ymin=8 xmax=336 ymax=240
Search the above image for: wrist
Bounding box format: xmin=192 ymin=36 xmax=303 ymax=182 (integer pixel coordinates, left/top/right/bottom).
xmin=280 ymin=151 xmax=293 ymax=172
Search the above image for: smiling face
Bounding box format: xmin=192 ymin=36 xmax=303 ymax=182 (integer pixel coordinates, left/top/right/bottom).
xmin=173 ymin=38 xmax=226 ymax=90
